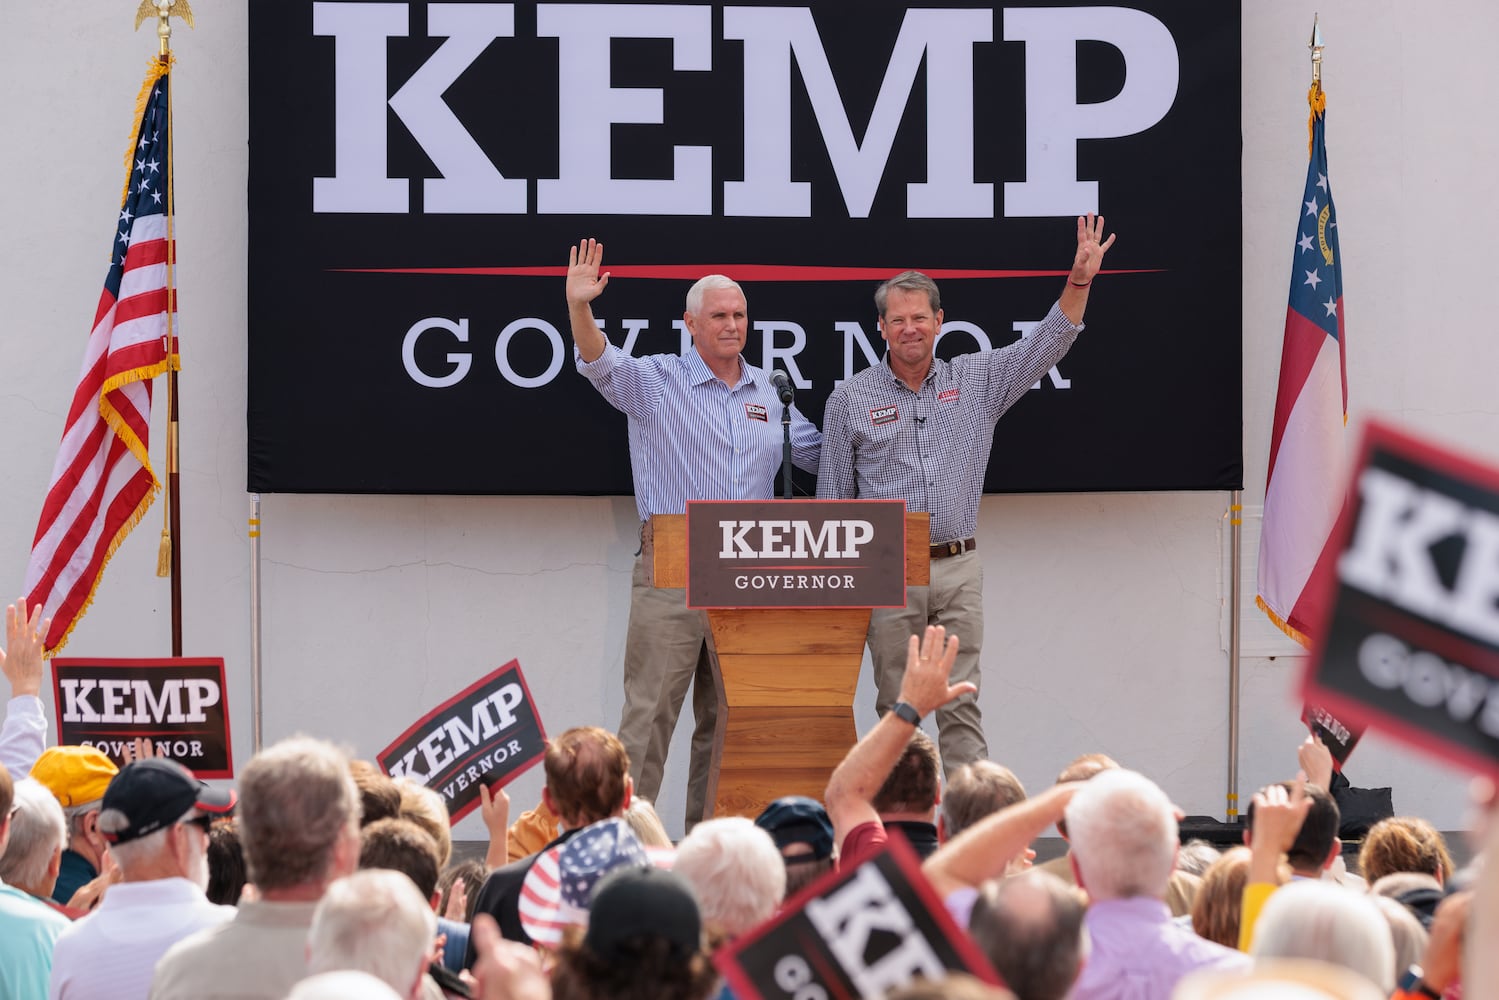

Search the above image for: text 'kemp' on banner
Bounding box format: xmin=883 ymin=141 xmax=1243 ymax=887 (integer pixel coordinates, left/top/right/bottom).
xmin=378 ymin=659 xmax=548 ymax=823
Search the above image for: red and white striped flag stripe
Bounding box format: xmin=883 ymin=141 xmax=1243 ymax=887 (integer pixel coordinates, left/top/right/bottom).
xmin=24 ymin=62 xmax=178 ymax=654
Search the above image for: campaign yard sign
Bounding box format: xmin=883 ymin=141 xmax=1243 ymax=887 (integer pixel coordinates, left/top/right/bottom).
xmin=52 ymin=658 xmax=234 ymax=778
xmin=1303 ymin=420 xmax=1499 ymax=779
xmin=715 ymin=834 xmax=1000 ymax=1000
xmin=378 ymin=660 xmax=547 ymax=822
xmin=1302 ymin=703 xmax=1365 ymax=771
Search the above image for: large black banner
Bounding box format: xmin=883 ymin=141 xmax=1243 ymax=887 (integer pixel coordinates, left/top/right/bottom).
xmin=248 ymin=1 xmax=1241 ymax=495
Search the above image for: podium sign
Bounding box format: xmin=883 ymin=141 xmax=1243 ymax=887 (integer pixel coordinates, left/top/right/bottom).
xmin=686 ymin=500 xmax=907 ymax=609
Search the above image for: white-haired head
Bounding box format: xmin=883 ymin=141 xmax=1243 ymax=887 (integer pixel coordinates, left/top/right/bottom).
xmin=0 ymin=778 xmax=67 ymax=894
xmin=308 ymin=869 xmax=437 ymax=998
xmin=1250 ymin=880 xmax=1396 ymax=993
xmin=1063 ymin=768 xmax=1177 ymax=901
xmin=673 ymin=816 xmax=786 ymax=939
xmin=685 ymin=274 xmax=745 ymax=316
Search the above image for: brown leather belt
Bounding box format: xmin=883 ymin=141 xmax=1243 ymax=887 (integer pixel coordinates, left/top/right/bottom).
xmin=930 ymin=537 xmax=976 ymax=560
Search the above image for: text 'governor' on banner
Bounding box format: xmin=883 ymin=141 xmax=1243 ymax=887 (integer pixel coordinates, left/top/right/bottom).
xmin=248 ymin=2 xmax=1242 ymax=495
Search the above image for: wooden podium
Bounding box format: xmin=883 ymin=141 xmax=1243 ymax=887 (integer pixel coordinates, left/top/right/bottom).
xmin=649 ymin=509 xmax=929 ymax=819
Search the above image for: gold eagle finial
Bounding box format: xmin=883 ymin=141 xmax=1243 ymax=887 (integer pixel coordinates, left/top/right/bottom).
xmin=135 ymin=0 xmax=195 ymax=54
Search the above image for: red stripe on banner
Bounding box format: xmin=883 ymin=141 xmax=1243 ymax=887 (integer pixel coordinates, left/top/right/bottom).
xmin=331 ymin=264 xmax=1164 ymax=282
xmin=1266 ymin=308 xmax=1330 ymax=479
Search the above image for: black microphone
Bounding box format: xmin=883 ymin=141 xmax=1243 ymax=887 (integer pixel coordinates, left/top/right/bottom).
xmin=770 ymin=369 xmax=794 ymax=405
xmin=915 ymin=415 xmax=926 ymax=425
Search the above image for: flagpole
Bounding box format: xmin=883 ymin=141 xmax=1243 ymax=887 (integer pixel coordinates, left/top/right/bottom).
xmin=249 ymin=495 xmax=264 ymax=752
xmin=137 ymin=0 xmax=193 ymax=656
xmin=1228 ymin=492 xmax=1241 ymax=824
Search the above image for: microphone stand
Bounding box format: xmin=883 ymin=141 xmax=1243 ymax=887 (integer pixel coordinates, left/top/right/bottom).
xmin=781 ymin=403 xmax=793 ymax=500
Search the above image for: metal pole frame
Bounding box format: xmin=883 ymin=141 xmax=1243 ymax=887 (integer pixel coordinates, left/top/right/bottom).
xmin=249 ymin=494 xmax=264 ymax=752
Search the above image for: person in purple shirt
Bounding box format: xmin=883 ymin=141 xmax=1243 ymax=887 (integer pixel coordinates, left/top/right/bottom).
xmin=1064 ymin=769 xmax=1250 ymax=1000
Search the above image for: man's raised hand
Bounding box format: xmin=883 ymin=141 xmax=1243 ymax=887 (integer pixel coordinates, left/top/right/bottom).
xmin=1297 ymin=733 xmax=1334 ymax=791
xmin=897 ymin=625 xmax=974 ymax=719
xmin=1071 ymin=213 xmax=1117 ymax=284
xmin=566 ymin=238 xmax=610 ymax=308
xmin=2 ymin=598 xmax=49 ymax=698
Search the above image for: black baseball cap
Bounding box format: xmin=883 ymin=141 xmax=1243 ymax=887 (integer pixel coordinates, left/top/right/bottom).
xmin=100 ymin=758 xmax=236 ymax=844
xmin=755 ymin=795 xmax=835 ymax=862
xmin=584 ymin=866 xmax=701 ymax=961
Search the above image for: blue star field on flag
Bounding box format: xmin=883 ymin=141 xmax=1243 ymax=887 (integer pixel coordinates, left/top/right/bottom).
xmin=1289 ymin=110 xmax=1342 ymax=345
xmin=110 ymin=76 xmax=170 ymax=296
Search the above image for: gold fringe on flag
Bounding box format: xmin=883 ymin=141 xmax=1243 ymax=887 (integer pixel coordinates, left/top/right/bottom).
xmin=1307 ymin=82 xmax=1326 ymax=159
xmin=120 ymin=55 xmax=173 ymax=207
xmin=1255 ymin=595 xmax=1312 ymax=650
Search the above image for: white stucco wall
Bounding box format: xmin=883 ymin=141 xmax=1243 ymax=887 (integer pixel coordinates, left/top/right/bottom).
xmin=2 ymin=2 xmax=1492 ymax=840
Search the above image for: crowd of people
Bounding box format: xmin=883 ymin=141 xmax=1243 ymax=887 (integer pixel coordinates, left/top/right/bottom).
xmin=1 ymin=599 xmax=1497 ymax=1000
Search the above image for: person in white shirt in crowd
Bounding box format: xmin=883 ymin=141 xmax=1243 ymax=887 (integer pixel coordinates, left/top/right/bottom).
xmin=151 ymin=736 xmax=363 ymax=1000
xmin=0 ymin=600 xmax=49 ymax=778
xmin=49 ymin=757 xmax=237 ymax=999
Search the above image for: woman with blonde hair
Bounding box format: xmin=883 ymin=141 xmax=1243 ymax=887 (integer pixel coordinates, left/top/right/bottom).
xmin=1191 ymin=846 xmax=1255 ymax=949
xmin=1357 ymin=817 xmax=1454 ymax=886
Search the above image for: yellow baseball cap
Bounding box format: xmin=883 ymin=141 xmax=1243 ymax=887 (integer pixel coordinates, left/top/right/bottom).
xmin=30 ymin=745 xmax=118 ymax=808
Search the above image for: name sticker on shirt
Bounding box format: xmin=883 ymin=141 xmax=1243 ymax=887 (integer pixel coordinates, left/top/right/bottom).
xmin=745 ymin=403 xmax=769 ymax=422
xmin=870 ymin=405 xmax=899 ymax=426
xmin=938 ymin=388 xmax=961 ymax=404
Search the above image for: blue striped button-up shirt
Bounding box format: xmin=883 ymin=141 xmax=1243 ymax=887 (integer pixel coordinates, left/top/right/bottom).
xmin=816 ymin=302 xmax=1080 ymax=543
xmin=578 ymin=344 xmax=822 ymax=520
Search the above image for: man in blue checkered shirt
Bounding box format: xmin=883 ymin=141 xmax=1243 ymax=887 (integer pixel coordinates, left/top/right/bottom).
xmin=816 ymin=215 xmax=1116 ymax=773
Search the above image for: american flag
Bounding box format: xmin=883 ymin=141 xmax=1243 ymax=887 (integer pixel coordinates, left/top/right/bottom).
xmin=23 ymin=62 xmax=178 ymax=654
xmin=519 ymin=817 xmax=673 ymax=946
xmin=1257 ymin=84 xmax=1348 ymax=647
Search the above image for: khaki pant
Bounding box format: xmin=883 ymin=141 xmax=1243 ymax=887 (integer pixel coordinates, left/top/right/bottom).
xmin=866 ymin=549 xmax=986 ymax=774
xmin=616 ymin=551 xmax=718 ymax=827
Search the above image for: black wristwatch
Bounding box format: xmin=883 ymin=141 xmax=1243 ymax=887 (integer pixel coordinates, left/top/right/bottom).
xmin=1397 ymin=966 xmax=1441 ymax=1000
xmin=891 ymin=701 xmax=922 ymax=726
